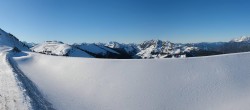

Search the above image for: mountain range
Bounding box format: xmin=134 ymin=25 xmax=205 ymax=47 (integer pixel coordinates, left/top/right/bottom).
xmin=1 ymin=28 xmax=250 ymax=59
xmin=29 ymin=37 xmax=250 ymax=59
xmin=2 ymin=27 xmax=250 ymax=110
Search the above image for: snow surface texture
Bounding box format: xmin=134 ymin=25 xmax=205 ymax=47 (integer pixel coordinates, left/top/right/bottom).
xmin=13 ymin=51 xmax=250 ymax=110
xmin=0 ymin=47 xmax=32 ymax=110
xmin=0 ymin=46 xmax=54 ymax=110
xmin=0 ymin=28 xmax=54 ymax=110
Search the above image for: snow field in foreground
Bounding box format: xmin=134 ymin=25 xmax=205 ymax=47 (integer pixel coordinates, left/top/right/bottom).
xmin=13 ymin=52 xmax=250 ymax=110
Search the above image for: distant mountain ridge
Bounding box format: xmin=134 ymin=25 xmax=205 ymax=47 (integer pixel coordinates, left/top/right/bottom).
xmin=230 ymin=36 xmax=250 ymax=43
xmin=192 ymin=36 xmax=250 ymax=54
xmin=1 ymin=28 xmax=250 ymax=59
xmin=28 ymin=37 xmax=250 ymax=59
xmin=31 ymin=41 xmax=93 ymax=58
xmin=29 ymin=40 xmax=198 ymax=59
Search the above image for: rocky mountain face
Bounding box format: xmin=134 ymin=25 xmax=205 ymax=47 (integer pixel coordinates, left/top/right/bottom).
xmin=136 ymin=40 xmax=197 ymax=59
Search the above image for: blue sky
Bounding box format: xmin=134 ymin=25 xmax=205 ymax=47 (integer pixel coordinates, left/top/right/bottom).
xmin=0 ymin=0 xmax=250 ymax=44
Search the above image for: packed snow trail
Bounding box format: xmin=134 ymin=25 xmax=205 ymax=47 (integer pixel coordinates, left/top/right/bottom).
xmin=0 ymin=47 xmax=31 ymax=110
xmin=0 ymin=47 xmax=54 ymax=110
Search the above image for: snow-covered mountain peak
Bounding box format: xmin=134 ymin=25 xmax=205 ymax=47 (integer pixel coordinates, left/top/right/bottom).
xmin=230 ymin=36 xmax=250 ymax=42
xmin=73 ymin=42 xmax=120 ymax=56
xmin=31 ymin=41 xmax=93 ymax=58
xmin=104 ymin=41 xmax=139 ymax=56
xmin=106 ymin=41 xmax=123 ymax=48
xmin=140 ymin=39 xmax=172 ymax=49
xmin=22 ymin=41 xmax=37 ymax=48
xmin=44 ymin=40 xmax=64 ymax=44
xmin=31 ymin=41 xmax=71 ymax=55
xmin=137 ymin=40 xmax=177 ymax=59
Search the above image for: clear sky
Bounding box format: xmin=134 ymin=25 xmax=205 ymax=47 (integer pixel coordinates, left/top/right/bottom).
xmin=0 ymin=0 xmax=250 ymax=44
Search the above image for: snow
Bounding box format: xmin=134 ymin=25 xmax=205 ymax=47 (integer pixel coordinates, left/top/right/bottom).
xmin=96 ymin=45 xmax=120 ymax=54
xmin=32 ymin=41 xmax=70 ymax=55
xmin=30 ymin=39 xmax=200 ymax=59
xmin=22 ymin=41 xmax=37 ymax=48
xmin=0 ymin=28 xmax=54 ymax=110
xmin=0 ymin=29 xmax=29 ymax=51
xmin=12 ymin=51 xmax=250 ymax=110
xmin=137 ymin=45 xmax=155 ymax=58
xmin=0 ymin=47 xmax=32 ymax=110
xmin=174 ymin=49 xmax=181 ymax=54
xmin=230 ymin=36 xmax=250 ymax=42
xmin=2 ymin=27 xmax=250 ymax=110
xmin=105 ymin=42 xmax=138 ymax=54
xmin=75 ymin=43 xmax=119 ymax=55
xmin=183 ymin=46 xmax=198 ymax=52
xmin=137 ymin=40 xmax=193 ymax=59
xmin=31 ymin=41 xmax=93 ymax=58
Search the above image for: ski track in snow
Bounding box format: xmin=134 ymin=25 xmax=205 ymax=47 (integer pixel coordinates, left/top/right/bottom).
xmin=0 ymin=48 xmax=31 ymax=110
xmin=0 ymin=47 xmax=54 ymax=110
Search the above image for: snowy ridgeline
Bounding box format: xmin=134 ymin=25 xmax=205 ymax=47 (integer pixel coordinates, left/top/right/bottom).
xmin=30 ymin=40 xmax=197 ymax=59
xmin=29 ymin=36 xmax=250 ymax=59
xmin=12 ymin=51 xmax=250 ymax=110
xmin=2 ymin=27 xmax=250 ymax=59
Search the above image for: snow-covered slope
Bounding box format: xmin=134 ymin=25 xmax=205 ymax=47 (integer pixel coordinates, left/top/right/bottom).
xmin=23 ymin=35 xmax=250 ymax=59
xmin=74 ymin=43 xmax=119 ymax=56
xmin=12 ymin=51 xmax=250 ymax=110
xmin=31 ymin=40 xmax=198 ymax=59
xmin=137 ymin=40 xmax=197 ymax=58
xmin=0 ymin=28 xmax=30 ymax=51
xmin=192 ymin=36 xmax=250 ymax=54
xmin=0 ymin=47 xmax=32 ymax=110
xmin=0 ymin=47 xmax=53 ymax=110
xmin=22 ymin=41 xmax=37 ymax=48
xmin=105 ymin=41 xmax=139 ymax=55
xmin=230 ymin=36 xmax=250 ymax=43
xmin=31 ymin=41 xmax=93 ymax=58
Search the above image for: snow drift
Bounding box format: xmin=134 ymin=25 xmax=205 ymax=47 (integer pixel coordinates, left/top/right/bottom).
xmin=12 ymin=51 xmax=250 ymax=110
